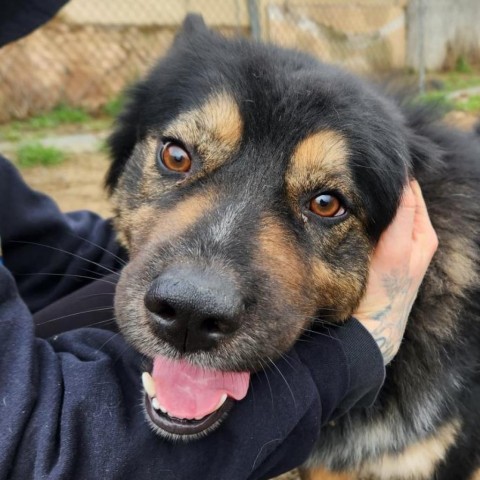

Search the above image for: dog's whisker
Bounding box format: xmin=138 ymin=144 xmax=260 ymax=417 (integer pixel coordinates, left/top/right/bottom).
xmin=256 ymin=356 xmax=275 ymax=410
xmin=9 ymin=240 xmax=121 ymax=277
xmin=266 ymin=356 xmax=297 ymax=408
xmin=36 ymin=307 xmax=115 ymax=326
xmin=65 ymin=231 xmax=128 ymax=266
xmin=298 ymin=325 xmax=343 ymax=341
xmin=266 ymin=345 xmax=297 ymax=372
xmin=96 ymin=331 xmax=122 ymax=353
xmin=76 ymin=292 xmax=117 ymax=300
xmin=112 ymin=343 xmax=139 ymax=365
xmin=83 ymin=317 xmax=116 ymax=329
xmin=77 ymin=267 xmax=119 ymax=286
xmin=53 ymin=316 xmax=117 ymax=330
xmin=16 ymin=272 xmax=118 ymax=286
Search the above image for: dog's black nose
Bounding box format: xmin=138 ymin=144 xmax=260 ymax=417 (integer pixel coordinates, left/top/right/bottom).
xmin=144 ymin=265 xmax=242 ymax=352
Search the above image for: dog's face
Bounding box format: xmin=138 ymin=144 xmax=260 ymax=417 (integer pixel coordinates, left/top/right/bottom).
xmin=108 ymin=15 xmax=409 ymax=439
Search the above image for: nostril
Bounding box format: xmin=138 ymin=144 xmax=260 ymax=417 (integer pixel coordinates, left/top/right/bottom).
xmin=144 ymin=292 xmax=176 ymax=320
xmin=156 ymin=301 xmax=176 ymax=319
xmin=202 ymin=317 xmax=222 ymax=334
xmin=202 ymin=316 xmax=238 ymax=335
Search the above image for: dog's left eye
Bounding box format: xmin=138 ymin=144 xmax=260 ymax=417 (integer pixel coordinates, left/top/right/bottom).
xmin=309 ymin=193 xmax=346 ymax=218
xmin=158 ymin=142 xmax=192 ymax=173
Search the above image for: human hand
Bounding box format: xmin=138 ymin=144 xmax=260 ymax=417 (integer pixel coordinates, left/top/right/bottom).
xmin=354 ymin=180 xmax=438 ymax=364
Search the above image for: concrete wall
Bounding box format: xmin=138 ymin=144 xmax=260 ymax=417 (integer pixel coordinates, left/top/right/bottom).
xmin=7 ymin=0 xmax=476 ymax=122
xmin=407 ymin=0 xmax=480 ymax=71
xmin=60 ymin=0 xmax=250 ymax=27
xmin=260 ymin=0 xmax=407 ymax=72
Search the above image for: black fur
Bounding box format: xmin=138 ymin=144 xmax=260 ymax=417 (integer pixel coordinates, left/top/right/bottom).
xmin=108 ymin=15 xmax=480 ymax=479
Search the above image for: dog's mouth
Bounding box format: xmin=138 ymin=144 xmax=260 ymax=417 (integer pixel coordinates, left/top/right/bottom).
xmin=141 ymin=355 xmax=250 ymax=436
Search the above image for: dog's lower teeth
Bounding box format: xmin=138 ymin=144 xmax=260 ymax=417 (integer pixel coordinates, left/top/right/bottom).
xmin=151 ymin=397 xmax=167 ymax=414
xmin=216 ymin=393 xmax=228 ymax=410
xmin=141 ymin=372 xmax=156 ymax=398
xmin=150 ymin=393 xmax=228 ymax=420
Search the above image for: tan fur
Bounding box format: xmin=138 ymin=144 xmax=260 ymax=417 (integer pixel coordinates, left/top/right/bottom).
xmin=115 ymin=190 xmax=217 ymax=256
xmin=359 ymin=421 xmax=460 ymax=480
xmin=439 ymin=236 xmax=477 ymax=297
xmin=255 ymin=216 xmax=310 ymax=311
xmin=300 ymin=467 xmax=356 ymax=480
xmin=470 ymin=468 xmax=480 ymax=480
xmin=301 ymin=422 xmax=460 ymax=480
xmin=415 ymin=217 xmax=479 ymax=341
xmin=312 ymin=255 xmax=366 ymax=321
xmin=285 ymin=130 xmax=351 ymax=206
xmin=163 ymin=90 xmax=243 ymax=174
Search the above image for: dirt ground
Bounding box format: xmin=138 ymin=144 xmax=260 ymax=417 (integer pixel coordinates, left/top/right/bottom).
xmin=19 ymin=151 xmax=113 ymax=217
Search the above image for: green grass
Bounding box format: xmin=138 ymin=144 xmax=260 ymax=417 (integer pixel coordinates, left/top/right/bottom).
xmin=17 ymin=142 xmax=65 ymax=168
xmin=103 ymin=92 xmax=125 ymax=118
xmin=0 ymin=97 xmax=126 ymax=142
xmin=26 ymin=104 xmax=91 ymax=129
xmin=420 ymin=90 xmax=452 ymax=108
xmin=455 ymin=56 xmax=472 ymax=74
xmin=0 ymin=104 xmax=94 ymax=141
xmin=419 ymin=71 xmax=480 ymax=114
xmin=440 ymin=73 xmax=480 ymax=91
xmin=455 ymin=95 xmax=480 ymax=112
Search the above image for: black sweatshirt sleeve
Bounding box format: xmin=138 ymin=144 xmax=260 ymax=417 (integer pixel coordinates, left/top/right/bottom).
xmin=0 ymin=0 xmax=69 ymax=47
xmin=0 ymin=264 xmax=384 ymax=480
xmin=0 ymin=7 xmax=387 ymax=477
xmin=0 ymin=156 xmax=127 ymax=313
xmin=0 ymin=157 xmax=385 ymax=479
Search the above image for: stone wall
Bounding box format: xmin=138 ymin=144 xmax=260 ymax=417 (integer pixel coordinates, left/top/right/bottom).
xmin=0 ymin=0 xmax=408 ymax=122
xmin=0 ymin=0 xmax=250 ymax=123
xmin=0 ymin=21 xmax=176 ymax=122
xmin=262 ymin=0 xmax=407 ymax=73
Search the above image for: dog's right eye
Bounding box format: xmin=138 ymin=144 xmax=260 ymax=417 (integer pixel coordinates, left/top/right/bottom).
xmin=158 ymin=142 xmax=192 ymax=174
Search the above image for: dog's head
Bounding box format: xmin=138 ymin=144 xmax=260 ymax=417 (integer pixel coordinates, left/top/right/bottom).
xmin=107 ymin=15 xmax=410 ymax=439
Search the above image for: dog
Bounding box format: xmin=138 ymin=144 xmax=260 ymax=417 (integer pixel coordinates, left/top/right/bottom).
xmin=106 ymin=14 xmax=480 ymax=480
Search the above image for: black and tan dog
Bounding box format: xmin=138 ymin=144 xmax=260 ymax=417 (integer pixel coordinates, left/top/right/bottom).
xmin=106 ymin=15 xmax=480 ymax=480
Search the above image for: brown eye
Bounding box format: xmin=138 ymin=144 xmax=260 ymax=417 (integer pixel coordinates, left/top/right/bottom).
xmin=160 ymin=142 xmax=191 ymax=173
xmin=309 ymin=194 xmax=345 ymax=218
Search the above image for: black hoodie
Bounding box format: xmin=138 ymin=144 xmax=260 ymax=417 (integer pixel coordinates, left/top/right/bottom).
xmin=0 ymin=5 xmax=385 ymax=477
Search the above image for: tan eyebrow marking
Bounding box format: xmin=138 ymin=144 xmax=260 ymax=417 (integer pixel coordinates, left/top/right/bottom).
xmin=163 ymin=91 xmax=243 ymax=173
xmin=285 ymin=130 xmax=351 ymax=203
xmin=114 ymin=189 xmax=217 ymax=256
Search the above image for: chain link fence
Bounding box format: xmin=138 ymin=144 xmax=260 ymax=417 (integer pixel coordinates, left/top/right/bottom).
xmin=0 ymin=0 xmax=479 ymax=123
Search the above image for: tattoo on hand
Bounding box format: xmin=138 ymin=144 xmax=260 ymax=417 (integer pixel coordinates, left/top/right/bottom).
xmin=368 ymin=271 xmax=413 ymax=364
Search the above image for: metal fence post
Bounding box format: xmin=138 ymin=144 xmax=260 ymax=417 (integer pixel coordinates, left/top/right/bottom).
xmin=248 ymin=0 xmax=261 ymax=40
xmin=418 ymin=0 xmax=426 ymax=95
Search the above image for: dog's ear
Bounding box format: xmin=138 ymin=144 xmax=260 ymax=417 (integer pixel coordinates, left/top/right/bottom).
xmin=179 ymin=14 xmax=209 ymax=35
xmin=105 ymin=84 xmax=146 ymax=194
xmin=403 ymin=104 xmax=445 ymax=177
xmin=105 ymin=14 xmax=211 ymax=194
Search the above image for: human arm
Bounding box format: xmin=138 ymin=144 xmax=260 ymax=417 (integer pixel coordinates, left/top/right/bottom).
xmin=0 ymin=155 xmax=383 ymax=478
xmin=0 ymin=155 xmax=127 ymax=313
xmin=354 ymin=180 xmax=439 ymax=363
xmin=0 ymin=0 xmax=68 ymax=47
xmin=0 ymin=260 xmax=383 ymax=480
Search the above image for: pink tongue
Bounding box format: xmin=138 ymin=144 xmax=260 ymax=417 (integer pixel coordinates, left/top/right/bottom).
xmin=152 ymin=356 xmax=250 ymax=420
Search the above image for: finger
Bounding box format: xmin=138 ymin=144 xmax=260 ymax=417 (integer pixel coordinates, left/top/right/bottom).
xmin=374 ymin=183 xmax=416 ymax=264
xmin=410 ymin=180 xmax=438 ymax=252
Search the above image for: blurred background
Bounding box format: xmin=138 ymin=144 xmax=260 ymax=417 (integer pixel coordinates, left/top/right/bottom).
xmin=0 ymin=3 xmax=478 ymax=478
xmin=0 ymin=0 xmax=479 ymax=218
